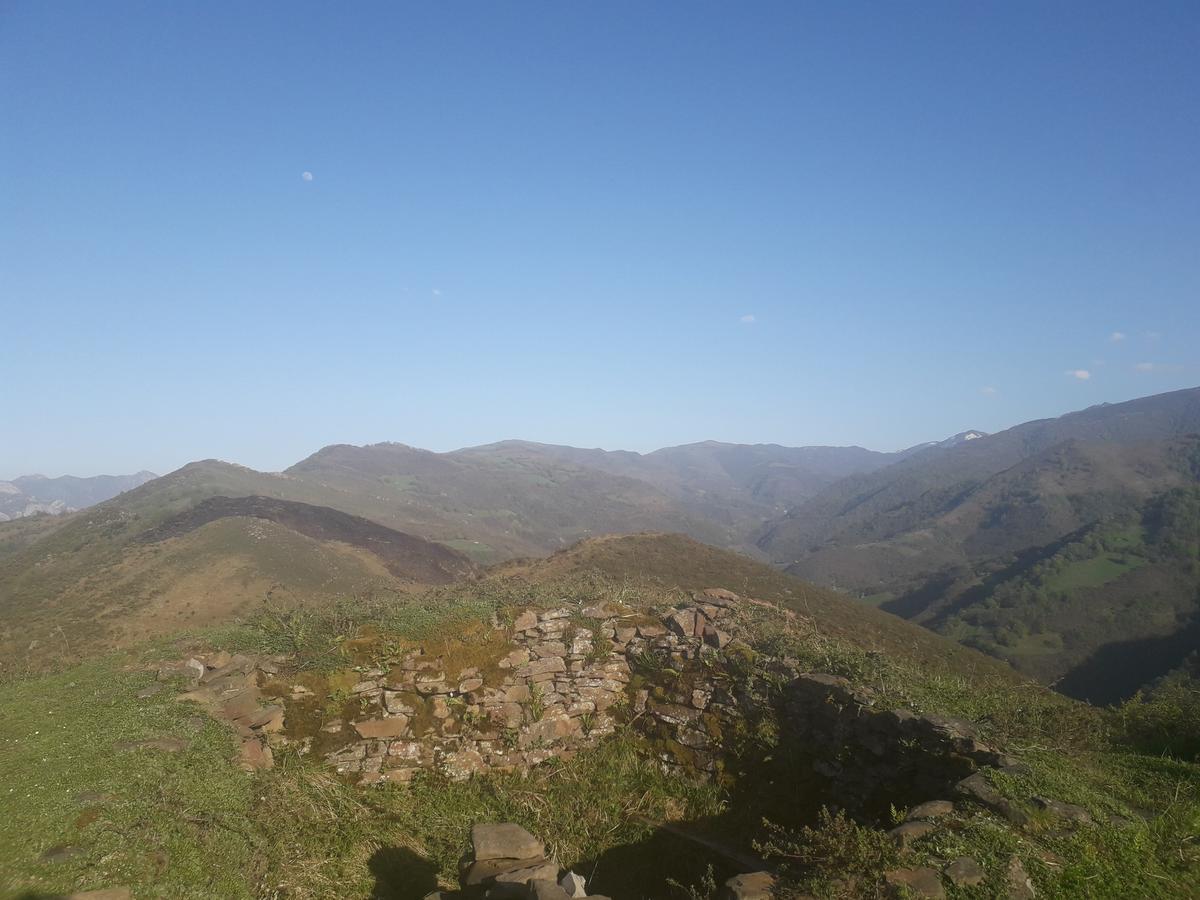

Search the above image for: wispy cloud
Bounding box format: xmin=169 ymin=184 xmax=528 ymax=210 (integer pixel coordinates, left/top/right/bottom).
xmin=432 ymin=288 xmax=442 ymax=297
xmin=1066 ymin=369 xmax=1091 ymax=381
xmin=301 ymin=171 xmax=314 ymax=182
xmin=980 ymin=386 xmax=999 ymax=396
xmin=739 ymin=314 xmax=756 ymax=324
xmin=1109 ymin=331 xmax=1126 ymax=342
xmin=1132 ymin=361 xmax=1185 ymax=373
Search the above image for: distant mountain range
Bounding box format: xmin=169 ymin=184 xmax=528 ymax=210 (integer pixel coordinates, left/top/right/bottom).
xmin=3 ymin=387 xmax=1198 ymax=701
xmin=0 ymin=471 xmax=157 ymax=521
xmin=758 ymin=387 xmax=1200 ymax=701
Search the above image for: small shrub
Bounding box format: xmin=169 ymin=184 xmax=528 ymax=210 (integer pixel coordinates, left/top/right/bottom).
xmin=1115 ymin=679 xmax=1200 ymax=760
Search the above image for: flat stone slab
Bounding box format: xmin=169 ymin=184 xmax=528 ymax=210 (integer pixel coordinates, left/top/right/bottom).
xmin=721 ymin=870 xmax=776 ymax=899
xmin=944 ymin=856 xmax=985 ymax=887
xmin=470 ymin=823 xmax=545 ymax=862
xmin=907 ymin=800 xmax=954 ymax=820
xmin=885 ymin=867 xmax=945 ymax=898
xmin=889 ymin=820 xmax=936 ymax=849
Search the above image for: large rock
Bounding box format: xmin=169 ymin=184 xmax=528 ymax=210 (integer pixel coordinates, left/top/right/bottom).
xmin=471 ymin=823 xmax=546 ymax=862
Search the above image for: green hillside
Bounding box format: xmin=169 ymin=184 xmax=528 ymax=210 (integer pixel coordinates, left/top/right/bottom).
xmin=757 ymin=390 xmax=1200 ymax=700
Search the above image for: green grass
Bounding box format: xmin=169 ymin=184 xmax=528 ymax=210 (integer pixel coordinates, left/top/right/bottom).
xmin=1042 ymin=554 xmax=1146 ymax=593
xmin=0 ymin=655 xmax=257 ymax=899
xmin=0 ymin=645 xmax=723 ymax=900
xmin=4 ymin=573 xmax=1200 ymax=898
xmin=442 ymin=538 xmax=502 ymax=564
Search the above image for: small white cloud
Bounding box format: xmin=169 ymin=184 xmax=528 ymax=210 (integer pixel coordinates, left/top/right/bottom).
xmin=1066 ymin=369 xmax=1091 ymax=380
xmin=1134 ymin=362 xmax=1155 ymax=372
xmin=739 ymin=314 xmax=756 ymax=324
xmin=301 ymin=171 xmax=314 ymax=182
xmin=980 ymin=386 xmax=999 ymax=396
xmin=432 ymin=288 xmax=441 ymax=297
xmin=1109 ymin=331 xmax=1126 ymax=342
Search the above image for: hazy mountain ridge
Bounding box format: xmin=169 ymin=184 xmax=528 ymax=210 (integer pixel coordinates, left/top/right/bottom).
xmin=455 ymin=438 xmax=900 ymax=539
xmin=0 ymin=470 xmax=157 ymax=521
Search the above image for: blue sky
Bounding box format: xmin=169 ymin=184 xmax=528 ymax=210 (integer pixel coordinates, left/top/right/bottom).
xmin=2 ymin=1 xmax=1197 ymax=478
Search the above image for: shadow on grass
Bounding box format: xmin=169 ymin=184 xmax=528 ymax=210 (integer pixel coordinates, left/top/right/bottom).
xmin=368 ymin=845 xmax=441 ymax=900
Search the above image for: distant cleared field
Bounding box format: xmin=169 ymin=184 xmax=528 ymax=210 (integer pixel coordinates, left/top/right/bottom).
xmin=1044 ymin=554 xmax=1146 ymax=593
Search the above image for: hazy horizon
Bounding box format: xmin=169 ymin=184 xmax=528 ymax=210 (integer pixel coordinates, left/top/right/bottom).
xmin=5 ymin=382 xmax=1198 ymax=481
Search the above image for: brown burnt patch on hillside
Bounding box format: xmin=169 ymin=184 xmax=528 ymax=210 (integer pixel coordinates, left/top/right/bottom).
xmin=135 ymin=495 xmax=476 ymax=584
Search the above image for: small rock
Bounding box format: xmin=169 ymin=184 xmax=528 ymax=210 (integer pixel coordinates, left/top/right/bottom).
xmin=720 ymin=870 xmax=775 ymax=899
xmin=136 ymin=683 xmax=165 ymax=699
xmin=1006 ymin=856 xmax=1036 ymax=899
xmin=238 ymin=739 xmax=274 ymax=771
xmin=906 ymin=800 xmax=954 ymax=820
xmin=944 ymin=857 xmax=985 ymax=887
xmin=354 ymin=717 xmax=409 ymax=739
xmin=889 ymin=820 xmax=936 ymax=850
xmin=559 ymin=871 xmax=587 ymax=898
xmin=884 ymin=867 xmax=945 ymax=898
xmin=471 ymin=823 xmax=546 ymax=862
xmin=513 ymin=611 xmax=539 ymax=632
xmin=702 ymin=625 xmax=731 ymax=648
xmin=1032 ymin=796 xmax=1091 ymax=824
xmin=955 ymin=773 xmax=1029 ymax=826
xmin=666 ymin=608 xmax=699 ymax=638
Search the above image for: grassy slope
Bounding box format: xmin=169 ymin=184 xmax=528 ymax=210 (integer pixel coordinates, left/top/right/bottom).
xmin=0 ymin=501 xmax=439 ymax=674
xmin=286 ymin=442 xmax=736 ymax=556
xmin=1 ymin=553 xmax=1197 ymax=897
xmin=491 ymin=532 xmax=1025 ymax=684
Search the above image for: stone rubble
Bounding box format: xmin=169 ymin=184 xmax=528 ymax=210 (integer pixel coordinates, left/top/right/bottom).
xmin=147 ymin=587 xmax=1081 ymax=898
xmin=417 ymin=822 xmax=610 ymax=900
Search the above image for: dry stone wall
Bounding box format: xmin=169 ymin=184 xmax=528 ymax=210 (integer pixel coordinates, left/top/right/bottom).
xmin=314 ymin=596 xmax=737 ymax=784
xmin=160 ymin=587 xmax=1021 ymax=822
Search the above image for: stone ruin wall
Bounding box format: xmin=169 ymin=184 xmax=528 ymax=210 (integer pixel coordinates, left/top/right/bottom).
xmin=258 ymin=589 xmax=1017 ymax=811
xmin=313 ymin=593 xmax=740 ymax=784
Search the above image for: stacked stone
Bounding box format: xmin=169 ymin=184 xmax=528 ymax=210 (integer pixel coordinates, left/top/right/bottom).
xmin=321 ymin=590 xmax=746 ymax=782
xmin=420 ymin=823 xmax=609 ymax=900
xmin=161 ymin=650 xmax=287 ymax=771
xmin=328 ymin=604 xmax=643 ymax=783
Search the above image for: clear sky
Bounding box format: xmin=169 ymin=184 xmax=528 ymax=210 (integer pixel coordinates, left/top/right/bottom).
xmin=2 ymin=2 xmax=1198 ymax=479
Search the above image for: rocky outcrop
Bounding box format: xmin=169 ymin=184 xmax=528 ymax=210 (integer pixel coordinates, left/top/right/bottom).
xmin=158 ymin=650 xmax=284 ymax=770
xmin=419 ymin=822 xmax=610 ymax=899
